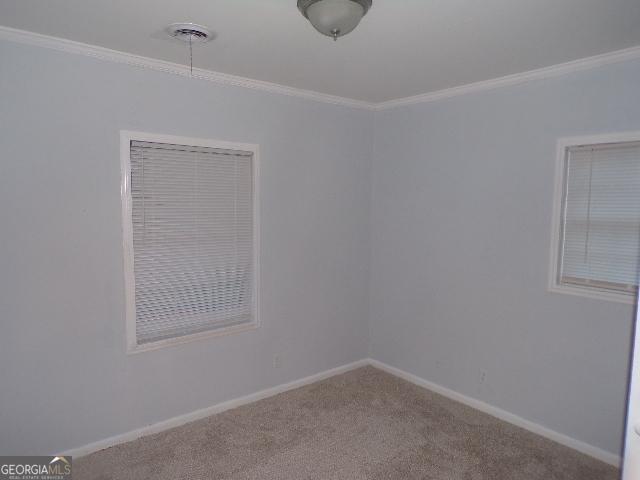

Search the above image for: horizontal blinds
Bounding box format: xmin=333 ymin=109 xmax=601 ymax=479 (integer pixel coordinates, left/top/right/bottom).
xmin=130 ymin=140 xmax=254 ymax=344
xmin=560 ymin=142 xmax=640 ymax=292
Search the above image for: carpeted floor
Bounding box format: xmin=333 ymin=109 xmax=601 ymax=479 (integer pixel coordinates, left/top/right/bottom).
xmin=75 ymin=366 xmax=619 ymax=479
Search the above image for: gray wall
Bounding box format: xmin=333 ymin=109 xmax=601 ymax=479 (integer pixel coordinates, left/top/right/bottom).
xmin=0 ymin=40 xmax=372 ymax=455
xmin=370 ymin=58 xmax=640 ymax=455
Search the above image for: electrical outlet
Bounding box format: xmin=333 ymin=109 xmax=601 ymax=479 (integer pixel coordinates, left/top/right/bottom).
xmin=273 ymin=354 xmax=282 ymax=369
xmin=479 ymin=369 xmax=487 ymax=385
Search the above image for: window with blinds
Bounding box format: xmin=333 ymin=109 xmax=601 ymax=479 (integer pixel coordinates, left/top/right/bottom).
xmin=122 ymin=133 xmax=258 ymax=350
xmin=555 ymin=140 xmax=640 ymax=298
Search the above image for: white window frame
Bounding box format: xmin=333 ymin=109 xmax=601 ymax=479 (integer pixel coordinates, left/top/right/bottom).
xmin=548 ymin=131 xmax=640 ymax=304
xmin=120 ymin=131 xmax=261 ymax=354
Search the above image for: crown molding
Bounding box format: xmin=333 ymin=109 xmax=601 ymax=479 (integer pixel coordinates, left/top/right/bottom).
xmin=1 ymin=25 xmax=640 ymax=112
xmin=375 ymin=44 xmax=640 ymax=110
xmin=0 ymin=25 xmax=375 ymax=111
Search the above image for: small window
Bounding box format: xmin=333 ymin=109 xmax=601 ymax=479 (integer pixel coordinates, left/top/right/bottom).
xmin=550 ymin=135 xmax=640 ymax=303
xmin=121 ymin=132 xmax=259 ymax=352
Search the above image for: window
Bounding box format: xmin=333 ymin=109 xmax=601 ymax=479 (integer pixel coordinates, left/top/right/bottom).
xmin=550 ymin=133 xmax=640 ymax=303
xmin=121 ymin=132 xmax=259 ymax=353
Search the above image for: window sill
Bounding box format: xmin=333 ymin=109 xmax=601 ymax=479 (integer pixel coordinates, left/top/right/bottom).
xmin=126 ymin=320 xmax=260 ymax=355
xmin=548 ymin=283 xmax=636 ymax=305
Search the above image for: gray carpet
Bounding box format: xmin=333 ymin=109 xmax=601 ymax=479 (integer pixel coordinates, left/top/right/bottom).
xmin=75 ymin=366 xmax=619 ymax=479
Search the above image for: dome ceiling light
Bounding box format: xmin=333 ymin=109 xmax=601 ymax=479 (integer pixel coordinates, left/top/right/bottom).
xmin=298 ymin=0 xmax=372 ymax=41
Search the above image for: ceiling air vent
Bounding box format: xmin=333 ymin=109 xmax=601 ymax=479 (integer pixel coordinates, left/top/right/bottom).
xmin=165 ymin=23 xmax=212 ymax=43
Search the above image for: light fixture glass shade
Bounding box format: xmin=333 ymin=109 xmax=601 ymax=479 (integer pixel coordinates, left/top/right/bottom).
xmin=299 ymin=0 xmax=371 ymax=40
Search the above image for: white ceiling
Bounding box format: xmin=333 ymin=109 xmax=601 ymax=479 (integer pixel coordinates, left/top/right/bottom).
xmin=1 ymin=0 xmax=640 ymax=103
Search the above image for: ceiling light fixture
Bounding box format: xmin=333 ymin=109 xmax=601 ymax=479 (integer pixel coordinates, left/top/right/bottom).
xmin=166 ymin=23 xmax=213 ymax=75
xmin=298 ymin=0 xmax=372 ymax=41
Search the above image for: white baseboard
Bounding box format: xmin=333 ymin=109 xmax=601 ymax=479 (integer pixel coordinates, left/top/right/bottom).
xmin=65 ymin=359 xmax=369 ymax=458
xmin=368 ymin=358 xmax=621 ymax=468
xmin=65 ymin=357 xmax=621 ymax=468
